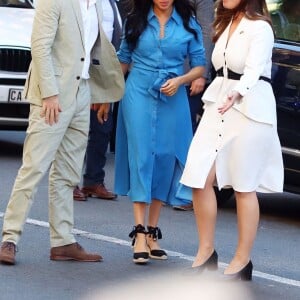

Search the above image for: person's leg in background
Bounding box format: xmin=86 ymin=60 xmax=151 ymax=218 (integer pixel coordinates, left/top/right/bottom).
xmin=74 ymin=106 xmax=117 ymax=201
xmin=187 ymin=85 xmax=203 ymax=134
xmin=109 ymin=102 xmax=119 ymax=153
xmin=110 ymin=71 xmax=129 ymax=153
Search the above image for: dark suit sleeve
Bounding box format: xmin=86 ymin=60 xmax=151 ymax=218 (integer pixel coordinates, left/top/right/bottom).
xmin=194 ymin=0 xmax=214 ymax=80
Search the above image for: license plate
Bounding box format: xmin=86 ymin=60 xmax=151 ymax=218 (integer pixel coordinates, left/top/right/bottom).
xmin=8 ymin=88 xmax=24 ymax=103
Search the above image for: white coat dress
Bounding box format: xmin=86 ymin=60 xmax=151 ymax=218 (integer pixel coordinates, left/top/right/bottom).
xmin=180 ymin=17 xmax=284 ymax=193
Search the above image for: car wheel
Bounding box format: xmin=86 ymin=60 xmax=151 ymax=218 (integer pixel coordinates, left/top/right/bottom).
xmin=214 ymin=187 xmax=234 ymax=207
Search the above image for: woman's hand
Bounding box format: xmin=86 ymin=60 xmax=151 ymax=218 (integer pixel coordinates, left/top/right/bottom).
xmin=160 ymin=77 xmax=181 ymax=96
xmin=218 ymin=90 xmax=242 ymax=115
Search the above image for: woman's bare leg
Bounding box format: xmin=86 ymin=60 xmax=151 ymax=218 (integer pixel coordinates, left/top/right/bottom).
xmin=133 ymin=202 xmax=148 ymax=252
xmin=147 ymin=199 xmax=163 ymax=250
xmin=224 ymin=191 xmax=259 ymax=274
xmin=192 ymin=164 xmax=217 ymax=267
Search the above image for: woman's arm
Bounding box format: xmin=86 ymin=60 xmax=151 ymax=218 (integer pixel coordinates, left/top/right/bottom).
xmin=120 ymin=62 xmax=130 ymax=76
xmin=160 ymin=66 xmax=204 ymax=97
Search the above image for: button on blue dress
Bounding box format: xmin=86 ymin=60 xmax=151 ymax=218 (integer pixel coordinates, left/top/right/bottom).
xmin=114 ymin=8 xmax=206 ymax=205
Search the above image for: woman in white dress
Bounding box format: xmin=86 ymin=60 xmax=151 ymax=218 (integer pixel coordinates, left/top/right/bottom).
xmin=181 ymin=0 xmax=284 ymax=280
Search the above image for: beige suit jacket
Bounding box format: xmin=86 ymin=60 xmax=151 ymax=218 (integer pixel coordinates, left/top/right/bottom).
xmin=23 ymin=0 xmax=125 ymax=110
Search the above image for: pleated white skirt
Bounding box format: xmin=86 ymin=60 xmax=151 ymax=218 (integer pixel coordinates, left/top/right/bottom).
xmin=180 ymin=100 xmax=284 ymax=193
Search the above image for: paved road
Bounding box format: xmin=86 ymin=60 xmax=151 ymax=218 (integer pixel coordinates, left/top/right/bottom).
xmin=0 ymin=131 xmax=299 ymax=300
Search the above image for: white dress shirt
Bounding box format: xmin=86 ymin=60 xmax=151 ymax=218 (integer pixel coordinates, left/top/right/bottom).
xmin=101 ymin=0 xmax=122 ymax=42
xmin=79 ymin=0 xmax=99 ymax=79
xmin=101 ymin=0 xmax=114 ymax=42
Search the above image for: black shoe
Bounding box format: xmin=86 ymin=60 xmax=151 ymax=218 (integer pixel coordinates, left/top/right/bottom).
xmin=147 ymin=226 xmax=167 ymax=260
xmin=129 ymin=224 xmax=149 ymax=264
xmin=194 ymin=250 xmax=218 ymax=271
xmin=186 ymin=250 xmax=218 ymax=275
xmin=222 ymin=260 xmax=253 ymax=281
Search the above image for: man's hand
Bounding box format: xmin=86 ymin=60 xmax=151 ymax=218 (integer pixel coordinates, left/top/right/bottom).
xmin=40 ymin=95 xmax=61 ymax=125
xmin=190 ymin=77 xmax=206 ymax=96
xmin=96 ymin=103 xmax=110 ymax=124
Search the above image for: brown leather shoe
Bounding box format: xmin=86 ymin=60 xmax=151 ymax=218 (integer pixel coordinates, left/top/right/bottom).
xmin=0 ymin=241 xmax=16 ymax=265
xmin=173 ymin=203 xmax=194 ymax=211
xmin=82 ymin=183 xmax=117 ymax=200
xmin=73 ymin=186 xmax=87 ymax=201
xmin=50 ymin=242 xmax=102 ymax=262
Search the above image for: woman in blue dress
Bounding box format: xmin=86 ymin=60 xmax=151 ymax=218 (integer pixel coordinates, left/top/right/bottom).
xmin=114 ymin=0 xmax=206 ymax=264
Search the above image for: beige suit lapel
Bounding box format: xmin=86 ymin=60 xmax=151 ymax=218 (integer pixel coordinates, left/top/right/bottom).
xmin=71 ymin=0 xmax=85 ymax=47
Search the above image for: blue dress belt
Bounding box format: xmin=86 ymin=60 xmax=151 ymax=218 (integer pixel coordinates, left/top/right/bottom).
xmin=133 ymin=66 xmax=180 ymax=102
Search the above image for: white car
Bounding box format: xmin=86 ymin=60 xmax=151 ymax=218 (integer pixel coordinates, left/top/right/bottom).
xmin=0 ymin=0 xmax=34 ymax=129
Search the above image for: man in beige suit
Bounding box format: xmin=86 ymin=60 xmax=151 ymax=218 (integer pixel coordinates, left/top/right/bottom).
xmin=0 ymin=0 xmax=124 ymax=265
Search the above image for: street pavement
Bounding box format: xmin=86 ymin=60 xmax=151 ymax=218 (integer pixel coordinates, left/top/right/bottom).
xmin=0 ymin=131 xmax=299 ymax=300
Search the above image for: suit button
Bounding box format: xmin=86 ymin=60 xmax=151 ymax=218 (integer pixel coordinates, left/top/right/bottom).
xmin=76 ymin=76 xmax=80 ymax=80
xmin=81 ymin=57 xmax=84 ymax=61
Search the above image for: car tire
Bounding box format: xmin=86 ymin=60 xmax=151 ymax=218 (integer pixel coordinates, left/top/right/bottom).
xmin=214 ymin=187 xmax=234 ymax=207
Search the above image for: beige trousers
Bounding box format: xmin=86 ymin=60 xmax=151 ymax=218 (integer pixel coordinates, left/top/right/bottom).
xmin=2 ymin=80 xmax=90 ymax=247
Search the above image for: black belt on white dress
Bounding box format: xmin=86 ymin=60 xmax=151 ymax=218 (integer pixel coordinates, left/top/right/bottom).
xmin=216 ymin=68 xmax=271 ymax=84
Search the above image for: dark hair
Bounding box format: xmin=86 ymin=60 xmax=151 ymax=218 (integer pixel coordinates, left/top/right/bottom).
xmin=124 ymin=0 xmax=197 ymax=50
xmin=212 ymin=0 xmax=272 ymax=42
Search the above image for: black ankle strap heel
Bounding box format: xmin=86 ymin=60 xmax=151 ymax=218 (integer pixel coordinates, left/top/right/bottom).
xmin=147 ymin=226 xmax=162 ymax=240
xmin=147 ymin=226 xmax=168 ymax=260
xmin=129 ymin=224 xmax=149 ymax=264
xmin=129 ymin=224 xmax=147 ymax=246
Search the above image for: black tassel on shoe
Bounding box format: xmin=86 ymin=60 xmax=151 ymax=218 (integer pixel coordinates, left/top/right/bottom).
xmin=129 ymin=224 xmax=149 ymax=264
xmin=146 ymin=226 xmax=168 ymax=260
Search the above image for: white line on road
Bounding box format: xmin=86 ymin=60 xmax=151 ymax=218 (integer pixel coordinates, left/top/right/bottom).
xmin=0 ymin=212 xmax=299 ymax=288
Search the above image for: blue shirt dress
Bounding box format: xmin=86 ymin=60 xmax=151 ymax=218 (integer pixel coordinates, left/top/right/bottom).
xmin=114 ymin=8 xmax=206 ymax=205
